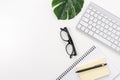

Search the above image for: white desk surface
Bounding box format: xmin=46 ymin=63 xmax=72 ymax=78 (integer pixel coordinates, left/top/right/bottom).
xmin=0 ymin=0 xmax=120 ymax=80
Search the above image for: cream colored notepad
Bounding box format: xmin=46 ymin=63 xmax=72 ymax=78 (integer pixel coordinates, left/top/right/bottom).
xmin=77 ymin=58 xmax=110 ymax=80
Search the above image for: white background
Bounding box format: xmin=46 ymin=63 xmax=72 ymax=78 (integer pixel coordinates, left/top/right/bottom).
xmin=0 ymin=0 xmax=120 ymax=80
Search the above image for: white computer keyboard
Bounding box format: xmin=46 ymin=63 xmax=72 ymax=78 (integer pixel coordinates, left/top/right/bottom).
xmin=77 ymin=2 xmax=120 ymax=52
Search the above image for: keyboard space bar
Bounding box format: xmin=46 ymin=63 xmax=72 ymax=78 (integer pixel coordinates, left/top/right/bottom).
xmin=93 ymin=34 xmax=112 ymax=46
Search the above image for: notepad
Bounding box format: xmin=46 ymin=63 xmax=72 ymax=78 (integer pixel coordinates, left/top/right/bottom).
xmin=77 ymin=58 xmax=110 ymax=80
xmin=59 ymin=47 xmax=120 ymax=80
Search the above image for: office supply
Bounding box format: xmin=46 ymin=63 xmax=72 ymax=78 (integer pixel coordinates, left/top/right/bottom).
xmin=60 ymin=27 xmax=77 ymax=58
xmin=76 ymin=63 xmax=107 ymax=73
xmin=56 ymin=46 xmax=96 ymax=80
xmin=76 ymin=58 xmax=110 ymax=80
xmin=56 ymin=47 xmax=120 ymax=80
xmin=76 ymin=2 xmax=120 ymax=53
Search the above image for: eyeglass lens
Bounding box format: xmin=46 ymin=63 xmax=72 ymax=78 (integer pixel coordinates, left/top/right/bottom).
xmin=60 ymin=30 xmax=69 ymax=41
xmin=65 ymin=43 xmax=74 ymax=58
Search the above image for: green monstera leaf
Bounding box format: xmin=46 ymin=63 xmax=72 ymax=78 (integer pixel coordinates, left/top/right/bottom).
xmin=52 ymin=0 xmax=84 ymax=20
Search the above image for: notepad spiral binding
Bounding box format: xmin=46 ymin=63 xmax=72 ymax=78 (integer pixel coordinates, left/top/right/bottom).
xmin=56 ymin=46 xmax=96 ymax=80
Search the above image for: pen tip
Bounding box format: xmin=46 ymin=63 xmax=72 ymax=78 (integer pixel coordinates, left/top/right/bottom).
xmin=76 ymin=71 xmax=78 ymax=73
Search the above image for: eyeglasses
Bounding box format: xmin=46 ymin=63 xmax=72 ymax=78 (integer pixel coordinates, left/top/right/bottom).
xmin=60 ymin=27 xmax=77 ymax=58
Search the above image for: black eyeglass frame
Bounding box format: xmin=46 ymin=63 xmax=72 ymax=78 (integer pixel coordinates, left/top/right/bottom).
xmin=60 ymin=27 xmax=77 ymax=58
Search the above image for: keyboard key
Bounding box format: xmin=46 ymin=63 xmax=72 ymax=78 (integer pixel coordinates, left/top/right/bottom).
xmin=107 ymin=36 xmax=111 ymax=41
xmin=103 ymin=34 xmax=107 ymax=38
xmin=89 ymin=21 xmax=93 ymax=24
xmin=112 ymin=20 xmax=116 ymax=23
xmin=117 ymin=27 xmax=120 ymax=31
xmin=87 ymin=9 xmax=91 ymax=13
xmin=92 ymin=8 xmax=96 ymax=12
xmin=111 ymin=34 xmax=115 ymax=38
xmin=112 ymin=30 xmax=116 ymax=33
xmin=108 ymin=18 xmax=112 ymax=21
xmin=118 ymin=43 xmax=120 ymax=46
xmin=98 ymin=16 xmax=102 ymax=19
xmin=100 ymin=32 xmax=104 ymax=36
xmin=80 ymin=21 xmax=88 ymax=27
xmin=105 ymin=20 xmax=109 ymax=24
xmin=110 ymin=39 xmax=115 ymax=42
xmin=116 ymin=31 xmax=120 ymax=36
xmin=116 ymin=22 xmax=120 ymax=26
xmin=115 ymin=36 xmax=119 ymax=40
xmin=119 ymin=38 xmax=120 ymax=42
xmin=97 ymin=21 xmax=101 ymax=24
xmin=111 ymin=44 xmax=117 ymax=49
xmin=89 ymin=7 xmax=92 ymax=10
xmin=93 ymin=18 xmax=97 ymax=22
xmin=84 ymin=13 xmax=90 ymax=18
xmin=85 ymin=29 xmax=89 ymax=33
xmin=102 ymin=18 xmax=106 ymax=22
xmin=96 ymin=25 xmax=100 ymax=28
xmin=114 ymin=41 xmax=119 ymax=45
xmin=88 ymin=25 xmax=92 ymax=29
xmin=107 ymin=31 xmax=112 ymax=35
xmin=103 ymin=29 xmax=108 ymax=33
xmin=92 ymin=28 xmax=96 ymax=31
xmin=100 ymin=14 xmax=104 ymax=17
xmin=109 ymin=22 xmax=113 ymax=26
xmin=90 ymin=16 xmax=94 ymax=20
xmin=96 ymin=30 xmax=100 ymax=33
xmin=100 ymin=27 xmax=104 ymax=31
xmin=113 ymin=24 xmax=117 ymax=28
xmin=89 ymin=31 xmax=94 ymax=35
xmin=108 ymin=27 xmax=112 ymax=31
xmin=78 ymin=24 xmax=82 ymax=29
xmin=94 ymin=14 xmax=98 ymax=17
xmin=92 ymin=23 xmax=96 ymax=26
xmin=105 ymin=25 xmax=109 ymax=29
xmin=81 ymin=27 xmax=85 ymax=31
xmin=90 ymin=11 xmax=94 ymax=15
xmin=101 ymin=23 xmax=105 ymax=27
xmin=97 ymin=11 xmax=100 ymax=14
xmin=82 ymin=17 xmax=89 ymax=22
xmin=116 ymin=47 xmax=120 ymax=51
